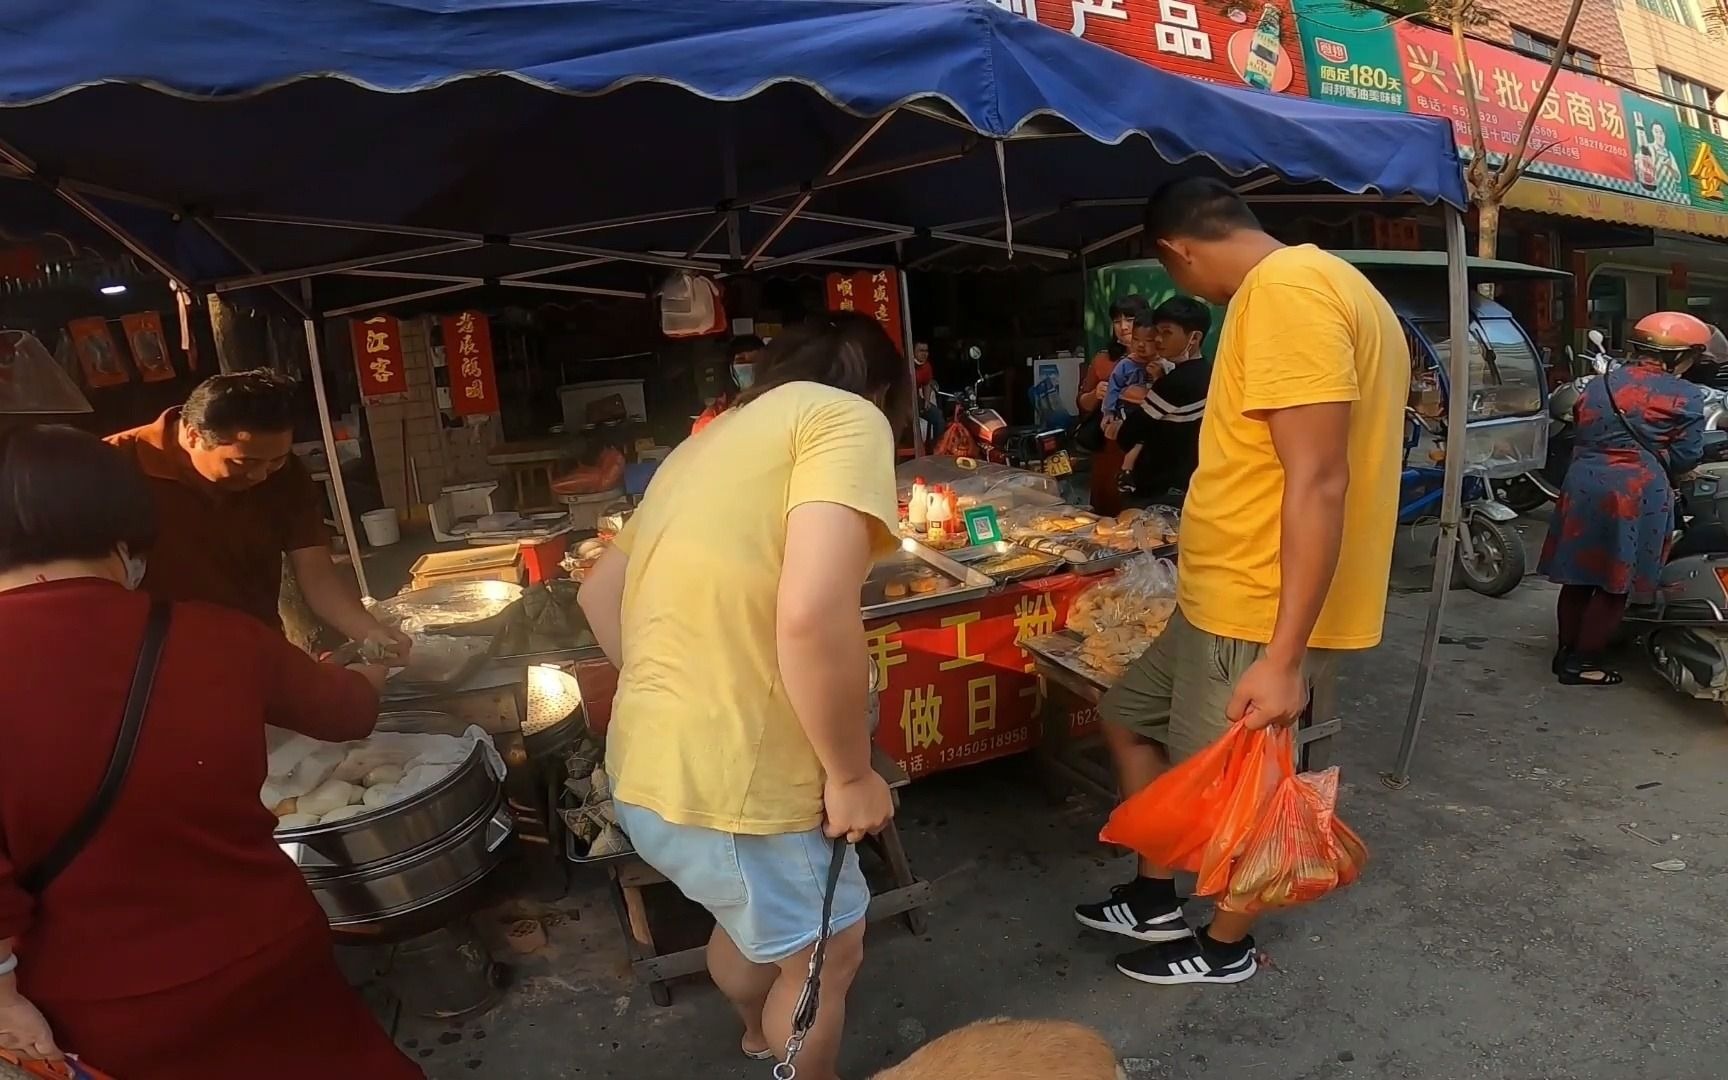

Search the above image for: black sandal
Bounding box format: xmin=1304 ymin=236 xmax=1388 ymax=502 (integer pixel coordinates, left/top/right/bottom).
xmin=1558 ymin=657 xmax=1622 ymax=686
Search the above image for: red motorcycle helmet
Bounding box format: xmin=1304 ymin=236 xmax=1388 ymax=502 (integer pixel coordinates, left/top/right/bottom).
xmin=1629 ymin=311 xmax=1713 ymax=368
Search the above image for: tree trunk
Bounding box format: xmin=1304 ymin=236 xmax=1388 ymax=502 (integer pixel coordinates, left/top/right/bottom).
xmin=1474 ymin=197 xmax=1503 ymax=298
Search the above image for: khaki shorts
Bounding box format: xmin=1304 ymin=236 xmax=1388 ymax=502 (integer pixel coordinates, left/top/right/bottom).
xmin=1099 ymin=609 xmax=1336 ymax=763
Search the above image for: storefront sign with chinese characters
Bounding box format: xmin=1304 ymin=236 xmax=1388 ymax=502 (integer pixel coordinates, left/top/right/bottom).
xmin=993 ymin=0 xmax=1307 ymax=95
xmin=825 ymin=269 xmax=906 ymax=354
xmin=440 ymin=310 xmax=500 ymax=416
xmin=866 ymin=575 xmax=1095 ymax=779
xmin=1289 ymin=0 xmax=1728 ymax=230
xmin=349 ymin=314 xmax=409 ymax=402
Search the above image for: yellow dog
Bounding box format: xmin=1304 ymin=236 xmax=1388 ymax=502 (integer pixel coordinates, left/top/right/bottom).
xmin=872 ymin=1018 xmax=1123 ymax=1080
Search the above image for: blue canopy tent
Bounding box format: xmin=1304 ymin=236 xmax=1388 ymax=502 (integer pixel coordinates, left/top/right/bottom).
xmin=0 ymin=0 xmax=1472 ymax=774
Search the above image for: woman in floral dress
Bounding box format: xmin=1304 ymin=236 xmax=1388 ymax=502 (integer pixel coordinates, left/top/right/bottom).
xmin=1539 ymin=312 xmax=1711 ymax=685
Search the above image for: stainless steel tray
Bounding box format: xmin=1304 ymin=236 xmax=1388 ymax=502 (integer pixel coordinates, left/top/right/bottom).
xmin=861 ymin=539 xmax=995 ymax=620
xmin=948 ymin=541 xmax=1067 ymax=584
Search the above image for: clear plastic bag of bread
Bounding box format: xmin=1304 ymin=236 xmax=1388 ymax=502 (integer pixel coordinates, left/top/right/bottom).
xmin=1065 ymin=554 xmax=1177 ymax=637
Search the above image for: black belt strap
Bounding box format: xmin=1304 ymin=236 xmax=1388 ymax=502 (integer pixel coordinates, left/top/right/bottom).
xmin=775 ymin=836 xmax=848 ymax=1079
xmin=23 ymin=599 xmax=171 ymax=895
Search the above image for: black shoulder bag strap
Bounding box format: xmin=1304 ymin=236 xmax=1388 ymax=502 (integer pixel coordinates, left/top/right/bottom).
xmin=22 ymin=598 xmax=171 ymax=895
xmin=1602 ymin=367 xmax=1673 ymax=477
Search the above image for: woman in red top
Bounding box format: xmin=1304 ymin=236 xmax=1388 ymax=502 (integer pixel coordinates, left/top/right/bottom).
xmin=0 ymin=425 xmax=420 ymax=1078
xmin=1079 ymin=294 xmax=1148 ymax=516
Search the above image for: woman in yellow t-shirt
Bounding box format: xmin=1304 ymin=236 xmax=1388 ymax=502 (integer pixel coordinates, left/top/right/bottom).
xmin=578 ymin=312 xmax=912 ymax=1080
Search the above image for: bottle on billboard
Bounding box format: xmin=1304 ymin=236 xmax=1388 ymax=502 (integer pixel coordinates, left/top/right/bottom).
xmin=1242 ymin=4 xmax=1282 ymax=90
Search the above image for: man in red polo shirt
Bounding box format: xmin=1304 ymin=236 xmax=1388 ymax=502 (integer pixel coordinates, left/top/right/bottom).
xmin=106 ymin=370 xmax=407 ymax=656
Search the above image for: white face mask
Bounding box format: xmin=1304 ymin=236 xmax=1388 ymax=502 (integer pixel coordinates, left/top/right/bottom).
xmin=732 ymin=363 xmax=756 ymax=390
xmin=118 ymin=546 xmax=147 ymax=591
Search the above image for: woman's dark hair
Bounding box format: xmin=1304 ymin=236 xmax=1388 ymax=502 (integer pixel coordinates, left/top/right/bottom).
xmin=1107 ymin=294 xmax=1150 ymax=359
xmin=733 ymin=311 xmax=915 ymax=436
xmin=182 ymin=369 xmax=297 ymax=444
xmin=0 ymin=424 xmax=157 ymax=574
xmin=727 ymin=334 xmax=766 ymax=359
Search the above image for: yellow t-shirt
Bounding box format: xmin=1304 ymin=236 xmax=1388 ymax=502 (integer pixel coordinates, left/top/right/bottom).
xmin=1178 ymin=245 xmax=1410 ymax=650
xmin=605 ymin=381 xmax=899 ymax=835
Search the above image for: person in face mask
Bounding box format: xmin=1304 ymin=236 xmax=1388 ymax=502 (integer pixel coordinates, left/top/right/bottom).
xmin=0 ymin=425 xmax=419 ymax=1079
xmin=692 ymin=335 xmax=766 ymax=436
xmin=104 ymin=370 xmax=408 ymax=659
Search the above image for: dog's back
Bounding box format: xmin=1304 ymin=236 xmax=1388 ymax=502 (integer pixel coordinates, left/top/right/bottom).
xmin=870 ymin=1018 xmax=1122 ymax=1080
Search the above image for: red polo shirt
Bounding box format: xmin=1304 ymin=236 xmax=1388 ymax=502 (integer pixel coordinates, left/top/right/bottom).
xmin=106 ymin=410 xmax=328 ymax=630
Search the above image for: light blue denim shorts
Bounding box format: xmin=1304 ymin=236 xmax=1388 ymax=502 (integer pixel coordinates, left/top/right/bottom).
xmin=614 ymin=800 xmax=870 ymax=965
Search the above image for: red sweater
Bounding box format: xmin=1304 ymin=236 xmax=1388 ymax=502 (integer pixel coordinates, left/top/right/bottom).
xmin=0 ymin=580 xmax=379 ymax=1002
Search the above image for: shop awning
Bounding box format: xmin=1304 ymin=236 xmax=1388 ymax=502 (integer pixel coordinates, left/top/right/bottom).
xmin=0 ymin=0 xmax=1465 ymax=299
xmin=1505 ymin=176 xmax=1728 ymax=241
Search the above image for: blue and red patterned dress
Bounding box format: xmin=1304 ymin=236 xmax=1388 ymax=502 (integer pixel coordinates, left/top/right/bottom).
xmin=1539 ymin=362 xmax=1706 ymax=595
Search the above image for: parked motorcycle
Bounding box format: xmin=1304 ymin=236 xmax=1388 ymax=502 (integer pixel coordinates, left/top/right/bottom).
xmin=1493 ymin=329 xmax=1616 ymax=514
xmin=1401 ymin=408 xmax=1526 ymax=596
xmin=1627 ymin=414 xmax=1728 ymax=704
xmin=1502 ymin=327 xmax=1728 ymax=514
xmin=934 ymin=367 xmax=1074 ymax=478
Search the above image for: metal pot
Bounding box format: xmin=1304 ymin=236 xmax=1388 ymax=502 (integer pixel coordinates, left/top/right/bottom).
xmin=307 ymin=794 xmax=514 ymax=933
xmin=275 ymin=741 xmax=503 ymax=867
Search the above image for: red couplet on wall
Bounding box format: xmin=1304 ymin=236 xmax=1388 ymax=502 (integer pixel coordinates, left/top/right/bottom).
xmin=825 ymin=269 xmax=906 ymax=354
xmin=349 ymin=314 xmax=409 ymax=402
xmin=441 ymin=310 xmax=501 ymax=416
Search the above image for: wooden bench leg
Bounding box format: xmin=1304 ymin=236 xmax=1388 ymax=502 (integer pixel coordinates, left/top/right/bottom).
xmin=609 ymin=871 xmax=673 ymax=1006
xmin=871 ymin=818 xmax=926 ymax=935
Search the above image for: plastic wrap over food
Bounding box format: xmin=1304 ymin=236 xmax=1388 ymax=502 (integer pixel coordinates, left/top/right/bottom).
xmin=389 ymin=633 xmax=490 ymax=684
xmin=894 ymin=458 xmax=1062 ymax=513
xmin=1066 ymin=555 xmax=1178 ymax=637
xmin=369 ymin=581 xmax=522 ymax=634
xmin=262 ymin=725 xmax=503 ymax=829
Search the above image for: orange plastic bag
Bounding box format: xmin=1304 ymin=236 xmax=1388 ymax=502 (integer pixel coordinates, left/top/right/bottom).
xmin=1217 ymin=756 xmax=1370 ymax=915
xmin=1098 ymin=724 xmax=1288 ymax=896
xmin=0 ymin=1050 xmax=116 ymax=1080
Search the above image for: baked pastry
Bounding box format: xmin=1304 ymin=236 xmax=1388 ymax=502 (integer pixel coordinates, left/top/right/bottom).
xmin=884 ymin=580 xmax=908 ymax=599
xmin=910 ymin=575 xmax=941 ymax=595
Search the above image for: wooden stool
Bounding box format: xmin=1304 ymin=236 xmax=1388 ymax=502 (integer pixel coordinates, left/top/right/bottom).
xmin=608 ymin=747 xmax=931 ymax=1006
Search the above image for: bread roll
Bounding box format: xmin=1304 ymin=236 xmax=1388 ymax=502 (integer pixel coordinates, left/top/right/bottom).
xmin=319 ymin=804 xmax=367 ymax=825
xmin=275 ymin=813 xmax=320 ymax=831
xmin=299 ymin=779 xmax=359 ymax=817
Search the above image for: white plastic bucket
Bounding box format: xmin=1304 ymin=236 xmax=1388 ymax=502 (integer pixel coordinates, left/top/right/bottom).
xmin=361 ymin=508 xmax=401 ymax=548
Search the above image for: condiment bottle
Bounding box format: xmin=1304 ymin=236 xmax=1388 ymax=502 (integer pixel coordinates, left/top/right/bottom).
xmin=908 ymin=476 xmax=928 ymax=529
xmin=928 ymin=485 xmax=951 ymax=543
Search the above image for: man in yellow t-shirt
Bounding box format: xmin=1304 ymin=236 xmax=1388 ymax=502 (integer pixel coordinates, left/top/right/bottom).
xmin=577 ymin=313 xmax=911 ymax=1080
xmin=1075 ymin=178 xmax=1409 ymax=988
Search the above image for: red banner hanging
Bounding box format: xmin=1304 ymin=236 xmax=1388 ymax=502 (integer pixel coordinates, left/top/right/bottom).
xmin=68 ymin=317 xmax=129 ymax=389
xmin=824 ymin=269 xmax=906 ymax=354
xmin=440 ymin=310 xmax=501 ymax=416
xmin=120 ymin=311 xmax=177 ymax=383
xmin=349 ymin=314 xmax=409 ymax=402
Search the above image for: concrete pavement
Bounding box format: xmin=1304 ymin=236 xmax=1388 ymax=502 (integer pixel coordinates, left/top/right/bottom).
xmin=396 ymin=538 xmax=1728 ymax=1079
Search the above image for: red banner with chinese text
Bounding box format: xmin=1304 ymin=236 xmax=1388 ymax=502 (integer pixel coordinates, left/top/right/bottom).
xmin=68 ymin=317 xmax=128 ymax=389
xmin=825 ymin=269 xmax=906 ymax=355
xmin=868 ymin=574 xmax=1096 ymax=780
xmin=350 ymin=314 xmax=409 ymax=402
xmin=120 ymin=311 xmax=176 ymax=383
xmin=1395 ymin=23 xmax=1632 ymax=184
xmin=441 ymin=310 xmax=501 ymax=416
xmin=1014 ymin=0 xmax=1306 ymax=95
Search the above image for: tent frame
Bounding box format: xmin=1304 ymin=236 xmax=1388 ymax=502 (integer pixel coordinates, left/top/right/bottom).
xmin=2 ymin=97 xmax=1474 ymax=783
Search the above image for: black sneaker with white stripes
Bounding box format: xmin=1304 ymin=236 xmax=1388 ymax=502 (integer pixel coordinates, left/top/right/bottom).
xmin=1073 ymin=881 xmax=1192 ymax=942
xmin=1115 ymin=931 xmax=1258 ymax=986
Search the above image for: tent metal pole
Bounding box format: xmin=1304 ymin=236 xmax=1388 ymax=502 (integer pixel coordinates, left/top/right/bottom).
xmin=909 ymin=209 xmax=1061 ymax=269
xmin=746 ymin=111 xmax=896 ymax=268
xmin=341 ymin=269 xmax=484 ymax=284
xmin=738 ymin=143 xmax=974 ymax=214
xmin=1082 ymin=223 xmax=1143 ymax=256
xmin=300 ymin=284 xmax=369 ymax=600
xmin=321 ymin=282 xmax=480 ymax=319
xmin=192 ymin=213 xmax=311 ymax=318
xmin=515 ymin=207 xmax=714 ymax=241
xmin=214 ymin=209 xmax=478 ymax=241
xmin=897 ymin=242 xmax=923 ymax=457
xmin=752 ymin=231 xmax=915 ymax=272
xmin=929 ymin=229 xmax=1069 ymax=260
xmin=1387 ymin=204 xmax=1472 ymax=787
xmin=212 ymin=240 xmax=483 ymax=292
xmin=511 ymin=238 xmax=719 ymax=272
xmin=499 ymin=257 xmax=613 ymax=280
xmin=0 ymin=137 xmax=192 ymax=292
xmin=501 ymin=280 xmax=648 ymax=300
